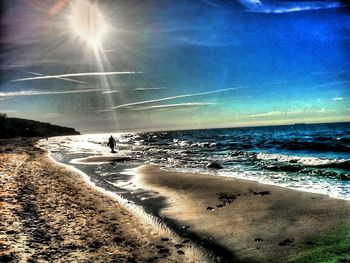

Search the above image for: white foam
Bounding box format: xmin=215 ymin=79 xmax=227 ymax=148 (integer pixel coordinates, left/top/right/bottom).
xmin=256 ymin=152 xmax=347 ymax=167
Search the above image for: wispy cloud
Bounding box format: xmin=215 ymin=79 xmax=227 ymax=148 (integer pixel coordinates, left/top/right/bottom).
xmin=101 ymin=90 xmax=119 ymax=94
xmin=249 ymin=111 xmax=283 ymax=117
xmin=134 ymin=87 xmax=167 ymax=91
xmin=200 ymin=0 xmax=222 ymax=8
xmin=128 ymin=102 xmax=217 ymax=111
xmin=25 ymin=71 xmax=89 ymax=85
xmin=312 ymin=80 xmax=349 ymax=88
xmin=312 ymin=71 xmax=350 ymax=75
xmin=263 ymin=81 xmax=287 ymax=86
xmin=110 ymin=87 xmax=242 ymax=110
xmin=237 ymin=0 xmax=345 ymax=13
xmin=0 ymin=89 xmax=102 ymax=97
xmin=96 ymin=109 xmax=113 ymax=113
xmin=247 ymin=108 xmax=338 ymax=118
xmin=332 ymin=97 xmax=344 ymax=101
xmin=315 ymin=109 xmax=336 ymax=113
xmin=11 ymin=71 xmax=143 ymax=82
xmin=102 ymin=49 xmax=117 ymax=53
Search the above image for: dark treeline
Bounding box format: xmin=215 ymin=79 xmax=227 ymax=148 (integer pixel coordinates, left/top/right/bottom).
xmin=0 ymin=114 xmax=80 ymax=138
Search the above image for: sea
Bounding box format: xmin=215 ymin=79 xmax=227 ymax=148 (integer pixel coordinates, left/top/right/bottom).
xmin=45 ymin=122 xmax=350 ymax=205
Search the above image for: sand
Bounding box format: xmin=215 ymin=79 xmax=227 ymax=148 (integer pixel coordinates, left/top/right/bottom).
xmin=0 ymin=139 xmax=199 ymax=263
xmin=2 ymin=138 xmax=350 ymax=262
xmin=136 ymin=165 xmax=350 ymax=262
xmin=70 ymin=156 xmax=132 ymax=164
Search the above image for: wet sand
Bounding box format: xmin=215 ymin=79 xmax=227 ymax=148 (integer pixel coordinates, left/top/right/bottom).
xmin=0 ymin=139 xmax=199 ymax=262
xmin=136 ymin=165 xmax=350 ymax=262
xmin=70 ymin=156 xmax=132 ymax=164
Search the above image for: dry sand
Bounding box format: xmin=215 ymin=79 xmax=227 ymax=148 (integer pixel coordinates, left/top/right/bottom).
xmin=0 ymin=139 xmax=199 ymax=263
xmin=136 ymin=165 xmax=350 ymax=262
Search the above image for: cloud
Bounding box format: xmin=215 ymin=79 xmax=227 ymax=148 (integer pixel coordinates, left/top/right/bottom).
xmin=128 ymin=102 xmax=217 ymax=111
xmin=247 ymin=108 xmax=338 ymax=118
xmin=315 ymin=109 xmax=336 ymax=113
xmin=332 ymin=97 xmax=344 ymax=101
xmin=102 ymin=49 xmax=117 ymax=53
xmin=134 ymin=87 xmax=167 ymax=91
xmin=311 ymin=80 xmax=349 ymax=88
xmin=110 ymin=87 xmax=243 ymax=110
xmin=263 ymin=81 xmax=287 ymax=86
xmin=0 ymin=60 xmax=64 ymax=70
xmin=249 ymin=111 xmax=283 ymax=117
xmin=312 ymin=71 xmax=350 ymax=75
xmin=41 ymin=112 xmax=63 ymax=119
xmin=96 ymin=109 xmax=112 ymax=113
xmin=11 ymin=71 xmax=143 ymax=82
xmin=25 ymin=71 xmax=89 ymax=85
xmin=237 ymin=0 xmax=345 ymax=13
xmin=0 ymin=89 xmax=103 ymax=97
xmin=200 ymin=0 xmax=222 ymax=8
xmin=101 ymin=90 xmax=119 ymax=94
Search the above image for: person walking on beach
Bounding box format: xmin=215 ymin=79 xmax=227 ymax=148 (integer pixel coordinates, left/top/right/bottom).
xmin=107 ymin=135 xmax=116 ymax=153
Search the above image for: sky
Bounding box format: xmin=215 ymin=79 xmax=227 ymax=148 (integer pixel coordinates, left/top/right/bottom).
xmin=0 ymin=0 xmax=350 ymax=132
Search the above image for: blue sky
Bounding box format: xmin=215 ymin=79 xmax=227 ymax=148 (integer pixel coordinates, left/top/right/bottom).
xmin=0 ymin=0 xmax=349 ymax=132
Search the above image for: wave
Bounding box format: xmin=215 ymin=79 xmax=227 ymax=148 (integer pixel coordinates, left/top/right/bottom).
xmin=255 ymin=152 xmax=349 ymax=167
xmin=280 ymin=141 xmax=350 ymax=153
xmin=251 ymin=152 xmax=350 ymax=180
xmin=260 ymin=163 xmax=350 ymax=180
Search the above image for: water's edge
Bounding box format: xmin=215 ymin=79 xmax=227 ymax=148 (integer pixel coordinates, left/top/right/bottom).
xmin=43 ymin=143 xmax=223 ymax=262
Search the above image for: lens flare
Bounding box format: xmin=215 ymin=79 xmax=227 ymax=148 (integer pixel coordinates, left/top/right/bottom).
xmin=70 ymin=0 xmax=107 ymax=49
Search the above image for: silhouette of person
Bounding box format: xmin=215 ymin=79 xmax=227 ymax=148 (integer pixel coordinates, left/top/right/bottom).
xmin=107 ymin=135 xmax=116 ymax=153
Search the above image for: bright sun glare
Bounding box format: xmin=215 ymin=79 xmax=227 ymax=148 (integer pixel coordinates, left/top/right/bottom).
xmin=70 ymin=0 xmax=107 ymax=49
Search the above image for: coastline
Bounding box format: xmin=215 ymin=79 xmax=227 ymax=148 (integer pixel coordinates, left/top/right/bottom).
xmin=2 ymin=138 xmax=350 ymax=262
xmin=135 ymin=165 xmax=350 ymax=262
xmin=0 ymin=139 xmax=200 ymax=262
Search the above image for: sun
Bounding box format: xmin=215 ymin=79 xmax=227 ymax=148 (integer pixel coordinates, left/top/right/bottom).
xmin=69 ymin=0 xmax=107 ymax=49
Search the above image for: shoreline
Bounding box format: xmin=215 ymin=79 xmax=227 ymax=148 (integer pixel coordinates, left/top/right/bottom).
xmin=2 ymin=137 xmax=350 ymax=262
xmin=160 ymin=166 xmax=350 ymax=201
xmin=0 ymin=139 xmax=203 ymax=262
xmin=135 ymin=165 xmax=350 ymax=262
xmin=58 ymin=150 xmax=350 ymax=201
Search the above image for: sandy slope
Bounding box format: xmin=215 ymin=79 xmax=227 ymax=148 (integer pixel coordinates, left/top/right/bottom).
xmin=0 ymin=139 xmax=198 ymax=263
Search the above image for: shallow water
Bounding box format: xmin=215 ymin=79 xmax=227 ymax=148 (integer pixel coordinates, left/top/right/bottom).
xmin=46 ymin=122 xmax=350 ymax=200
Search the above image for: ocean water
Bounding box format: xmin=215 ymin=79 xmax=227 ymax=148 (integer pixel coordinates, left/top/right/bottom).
xmin=46 ymin=122 xmax=350 ymax=200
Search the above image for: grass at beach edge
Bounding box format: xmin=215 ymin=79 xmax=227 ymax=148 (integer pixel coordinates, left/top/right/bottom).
xmin=286 ymin=224 xmax=350 ymax=263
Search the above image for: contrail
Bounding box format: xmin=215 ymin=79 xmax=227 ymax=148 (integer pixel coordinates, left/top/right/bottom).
xmin=12 ymin=71 xmax=143 ymax=82
xmin=134 ymin=87 xmax=167 ymax=91
xmin=332 ymin=97 xmax=344 ymax=101
xmin=128 ymin=102 xmax=217 ymax=111
xmin=249 ymin=111 xmax=282 ymax=117
xmin=25 ymin=71 xmax=89 ymax=85
xmin=111 ymin=87 xmax=243 ymax=109
xmin=101 ymin=90 xmax=119 ymax=94
xmin=0 ymin=88 xmax=102 ymax=97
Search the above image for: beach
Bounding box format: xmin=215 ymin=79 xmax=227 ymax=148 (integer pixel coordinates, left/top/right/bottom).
xmin=1 ymin=137 xmax=350 ymax=262
xmin=136 ymin=165 xmax=350 ymax=262
xmin=0 ymin=139 xmax=199 ymax=262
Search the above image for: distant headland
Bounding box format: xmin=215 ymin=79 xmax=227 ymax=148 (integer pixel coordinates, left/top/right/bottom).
xmin=0 ymin=113 xmax=80 ymax=139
